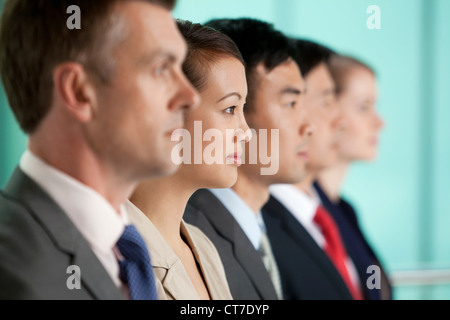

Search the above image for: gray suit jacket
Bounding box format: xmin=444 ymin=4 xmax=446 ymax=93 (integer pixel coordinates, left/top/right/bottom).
xmin=184 ymin=189 xmax=278 ymax=300
xmin=0 ymin=168 xmax=125 ymax=300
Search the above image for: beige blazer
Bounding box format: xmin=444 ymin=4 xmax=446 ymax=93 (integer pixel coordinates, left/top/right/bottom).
xmin=125 ymin=200 xmax=232 ymax=300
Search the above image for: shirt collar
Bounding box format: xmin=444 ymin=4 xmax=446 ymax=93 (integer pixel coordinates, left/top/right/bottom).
xmin=269 ymin=184 xmax=320 ymax=226
xmin=19 ymin=150 xmax=127 ymax=255
xmin=269 ymin=184 xmax=326 ymax=247
xmin=209 ymin=188 xmax=263 ymax=250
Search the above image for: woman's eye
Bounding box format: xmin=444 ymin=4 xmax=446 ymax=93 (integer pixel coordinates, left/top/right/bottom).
xmin=224 ymin=106 xmax=236 ymax=115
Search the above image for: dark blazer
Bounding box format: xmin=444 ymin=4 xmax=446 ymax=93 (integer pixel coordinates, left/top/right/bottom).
xmin=183 ymin=189 xmax=278 ymax=300
xmin=0 ymin=167 xmax=125 ymax=300
xmin=262 ymin=195 xmax=354 ymax=300
xmin=313 ymin=181 xmax=393 ymax=300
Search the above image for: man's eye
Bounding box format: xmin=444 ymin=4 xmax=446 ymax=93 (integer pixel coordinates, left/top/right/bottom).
xmin=155 ymin=63 xmax=170 ymax=75
xmin=286 ymin=101 xmax=297 ymax=108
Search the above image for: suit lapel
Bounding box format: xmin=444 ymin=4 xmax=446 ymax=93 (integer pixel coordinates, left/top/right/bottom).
xmin=265 ymin=195 xmax=353 ymax=298
xmin=189 ymin=189 xmax=278 ymax=300
xmin=127 ymin=201 xmax=199 ymax=300
xmin=71 ymin=237 xmax=125 ymax=299
xmin=4 ymin=168 xmax=125 ymax=300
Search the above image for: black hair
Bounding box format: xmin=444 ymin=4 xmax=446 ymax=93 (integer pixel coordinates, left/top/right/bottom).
xmin=291 ymin=38 xmax=336 ymax=77
xmin=204 ymin=18 xmax=295 ymax=112
xmin=205 ymin=18 xmax=293 ymax=73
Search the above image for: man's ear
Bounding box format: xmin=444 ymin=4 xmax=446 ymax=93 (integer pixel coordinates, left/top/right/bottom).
xmin=52 ymin=63 xmax=97 ymax=123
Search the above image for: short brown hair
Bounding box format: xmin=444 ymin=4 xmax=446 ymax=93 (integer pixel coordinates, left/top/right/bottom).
xmin=0 ymin=0 xmax=176 ymax=134
xmin=176 ymin=19 xmax=245 ymax=92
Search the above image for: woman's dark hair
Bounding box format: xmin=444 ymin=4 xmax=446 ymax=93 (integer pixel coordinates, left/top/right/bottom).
xmin=176 ymin=19 xmax=245 ymax=92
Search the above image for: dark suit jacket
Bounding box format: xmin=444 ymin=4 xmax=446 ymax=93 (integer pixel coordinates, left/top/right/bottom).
xmin=183 ymin=189 xmax=278 ymax=300
xmin=313 ymin=181 xmax=393 ymax=300
xmin=262 ymin=195 xmax=354 ymax=300
xmin=0 ymin=167 xmax=125 ymax=300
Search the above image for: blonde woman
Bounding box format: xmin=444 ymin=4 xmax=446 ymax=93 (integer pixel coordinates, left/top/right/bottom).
xmin=315 ymin=54 xmax=392 ymax=299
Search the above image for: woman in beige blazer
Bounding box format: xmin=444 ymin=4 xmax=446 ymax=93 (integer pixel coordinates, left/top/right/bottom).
xmin=127 ymin=19 xmax=251 ymax=300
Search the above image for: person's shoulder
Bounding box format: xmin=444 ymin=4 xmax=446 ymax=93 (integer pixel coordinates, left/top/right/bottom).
xmin=183 ymin=221 xmax=233 ymax=299
xmin=184 ymin=222 xmax=223 ymax=257
xmin=185 ymin=222 xmax=212 ymax=245
xmin=0 ymin=190 xmax=41 ymax=243
xmin=0 ymin=192 xmax=74 ymax=299
xmin=1 ymin=188 xmax=28 ymax=212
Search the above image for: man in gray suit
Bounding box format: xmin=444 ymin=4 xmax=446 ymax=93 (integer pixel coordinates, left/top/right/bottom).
xmin=184 ymin=18 xmax=313 ymax=300
xmin=0 ymin=0 xmax=199 ymax=299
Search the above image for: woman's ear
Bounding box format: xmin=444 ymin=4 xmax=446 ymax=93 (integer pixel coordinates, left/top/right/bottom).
xmin=52 ymin=62 xmax=97 ymax=123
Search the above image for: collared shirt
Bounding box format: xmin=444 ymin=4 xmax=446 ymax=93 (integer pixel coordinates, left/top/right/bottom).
xmin=20 ymin=150 xmax=128 ymax=291
xmin=270 ymin=183 xmax=326 ymax=247
xmin=209 ymin=188 xmax=265 ymax=250
xmin=269 ymin=183 xmax=361 ymax=289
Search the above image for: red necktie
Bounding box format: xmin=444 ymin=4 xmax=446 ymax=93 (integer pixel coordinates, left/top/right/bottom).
xmin=314 ymin=205 xmax=363 ymax=300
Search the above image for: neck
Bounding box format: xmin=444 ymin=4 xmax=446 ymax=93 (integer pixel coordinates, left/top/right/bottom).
xmin=129 ymin=173 xmax=196 ymax=249
xmin=28 ymin=132 xmax=136 ymax=214
xmin=294 ymin=170 xmax=316 ymax=197
xmin=232 ymin=172 xmax=270 ymax=214
xmin=316 ymin=160 xmax=349 ymax=203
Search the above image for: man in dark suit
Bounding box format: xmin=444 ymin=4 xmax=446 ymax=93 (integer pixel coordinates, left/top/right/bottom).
xmin=0 ymin=0 xmax=198 ymax=299
xmin=184 ymin=18 xmax=312 ymax=300
xmin=262 ymin=194 xmax=354 ymax=299
xmin=263 ymin=39 xmax=359 ymax=299
xmin=313 ymin=181 xmax=393 ymax=300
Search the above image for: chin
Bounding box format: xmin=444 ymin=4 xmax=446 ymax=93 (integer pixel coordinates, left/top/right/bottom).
xmin=270 ymin=170 xmax=304 ymax=185
xmin=203 ymin=168 xmax=238 ymax=189
xmin=220 ymin=174 xmax=239 ymax=188
xmin=152 ymin=161 xmax=180 ymax=178
xmin=364 ymin=153 xmax=378 ymax=161
xmin=357 ymin=148 xmax=378 ymax=161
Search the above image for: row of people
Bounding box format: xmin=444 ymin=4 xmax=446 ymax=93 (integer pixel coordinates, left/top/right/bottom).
xmin=0 ymin=0 xmax=391 ymax=300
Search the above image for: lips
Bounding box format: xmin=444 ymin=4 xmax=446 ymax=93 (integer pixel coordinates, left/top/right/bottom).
xmin=297 ymin=150 xmax=309 ymax=160
xmin=226 ymin=151 xmax=243 ymax=166
xmin=296 ymin=142 xmax=309 ymax=160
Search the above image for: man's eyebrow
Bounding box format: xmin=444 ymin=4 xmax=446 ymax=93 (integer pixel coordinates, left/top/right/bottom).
xmin=216 ymin=92 xmax=242 ymax=103
xmin=137 ymin=50 xmax=178 ymax=66
xmin=280 ymin=87 xmax=302 ymax=95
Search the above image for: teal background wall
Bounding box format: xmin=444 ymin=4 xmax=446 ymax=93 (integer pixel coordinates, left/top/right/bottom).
xmin=1 ymin=0 xmax=449 ymax=299
xmin=0 ymin=0 xmax=28 ymax=191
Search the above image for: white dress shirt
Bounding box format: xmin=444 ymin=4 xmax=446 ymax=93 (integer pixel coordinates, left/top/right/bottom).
xmin=20 ymin=150 xmax=129 ymax=291
xmin=269 ymin=183 xmax=361 ymax=289
xmin=209 ymin=188 xmax=265 ymax=250
xmin=270 ymin=183 xmax=326 ymax=248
